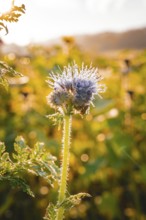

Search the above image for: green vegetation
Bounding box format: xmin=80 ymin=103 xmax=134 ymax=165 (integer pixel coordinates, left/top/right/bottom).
xmin=0 ymin=39 xmax=146 ymax=219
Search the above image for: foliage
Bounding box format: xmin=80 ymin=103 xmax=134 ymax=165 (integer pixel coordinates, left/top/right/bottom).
xmin=0 ymin=61 xmax=22 ymax=90
xmin=0 ymin=136 xmax=59 ymax=197
xmin=0 ymin=40 xmax=146 ymax=219
xmin=0 ymin=2 xmax=25 ymax=34
xmin=44 ymin=193 xmax=90 ymax=220
xmin=57 ymin=193 xmax=91 ymax=210
xmin=0 ymin=1 xmax=25 ymax=89
xmin=47 ymin=113 xmax=64 ymax=129
xmin=44 ymin=203 xmax=57 ymax=220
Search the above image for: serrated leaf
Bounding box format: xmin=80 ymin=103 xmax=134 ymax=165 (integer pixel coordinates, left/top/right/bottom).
xmin=46 ymin=112 xmax=63 ymax=129
xmin=0 ymin=61 xmax=23 ymax=90
xmin=44 ymin=203 xmax=56 ymax=220
xmin=10 ymin=177 xmax=34 ymax=197
xmin=0 ymin=176 xmax=34 ymax=197
xmin=0 ymin=136 xmax=60 ymax=197
xmin=57 ymin=193 xmax=91 ymax=210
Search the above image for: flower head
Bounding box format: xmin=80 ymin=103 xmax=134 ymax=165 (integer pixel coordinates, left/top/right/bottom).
xmin=47 ymin=63 xmax=105 ymax=115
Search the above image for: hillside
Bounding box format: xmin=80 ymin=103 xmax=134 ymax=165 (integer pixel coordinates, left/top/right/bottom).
xmin=75 ymin=28 xmax=146 ymax=53
xmin=1 ymin=28 xmax=146 ymax=55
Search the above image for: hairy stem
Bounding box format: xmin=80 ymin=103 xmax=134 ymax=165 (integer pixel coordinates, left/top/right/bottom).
xmin=56 ymin=115 xmax=72 ymax=220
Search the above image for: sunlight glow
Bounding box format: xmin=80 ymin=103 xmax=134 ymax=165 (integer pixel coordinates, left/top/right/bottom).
xmin=0 ymin=0 xmax=12 ymax=13
xmin=1 ymin=0 xmax=146 ymax=45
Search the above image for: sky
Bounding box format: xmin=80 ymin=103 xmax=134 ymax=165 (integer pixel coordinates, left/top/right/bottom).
xmin=1 ymin=0 xmax=146 ymax=45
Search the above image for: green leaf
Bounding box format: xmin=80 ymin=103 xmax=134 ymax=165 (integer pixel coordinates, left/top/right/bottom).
xmin=0 ymin=61 xmax=23 ymax=90
xmin=44 ymin=203 xmax=57 ymax=220
xmin=0 ymin=136 xmax=60 ymax=197
xmin=0 ymin=176 xmax=34 ymax=197
xmin=43 ymin=193 xmax=91 ymax=220
xmin=0 ymin=61 xmax=22 ymax=77
xmin=57 ymin=193 xmax=91 ymax=210
xmin=46 ymin=112 xmax=63 ymax=129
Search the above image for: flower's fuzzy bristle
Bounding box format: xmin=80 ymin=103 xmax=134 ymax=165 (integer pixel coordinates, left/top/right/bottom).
xmin=47 ymin=63 xmax=106 ymax=115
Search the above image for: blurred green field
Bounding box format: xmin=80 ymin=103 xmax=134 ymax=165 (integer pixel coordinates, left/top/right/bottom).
xmin=0 ymin=40 xmax=146 ymax=220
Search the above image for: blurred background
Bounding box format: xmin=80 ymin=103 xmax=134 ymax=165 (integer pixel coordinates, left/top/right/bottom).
xmin=0 ymin=0 xmax=146 ymax=219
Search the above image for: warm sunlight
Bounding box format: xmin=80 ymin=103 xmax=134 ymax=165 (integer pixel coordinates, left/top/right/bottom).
xmin=0 ymin=1 xmax=146 ymax=220
xmin=0 ymin=0 xmax=12 ymax=13
xmin=1 ymin=0 xmax=146 ymax=45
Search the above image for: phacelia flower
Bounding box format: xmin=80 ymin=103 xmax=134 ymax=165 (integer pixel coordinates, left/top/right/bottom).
xmin=47 ymin=63 xmax=106 ymax=115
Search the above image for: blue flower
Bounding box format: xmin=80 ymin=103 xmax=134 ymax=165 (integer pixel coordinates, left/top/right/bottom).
xmin=47 ymin=63 xmax=105 ymax=115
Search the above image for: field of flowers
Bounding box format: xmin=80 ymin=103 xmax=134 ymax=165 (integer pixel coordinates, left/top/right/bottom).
xmin=0 ymin=39 xmax=146 ymax=220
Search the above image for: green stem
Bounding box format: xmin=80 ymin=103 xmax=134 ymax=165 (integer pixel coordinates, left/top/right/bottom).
xmin=56 ymin=115 xmax=72 ymax=220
